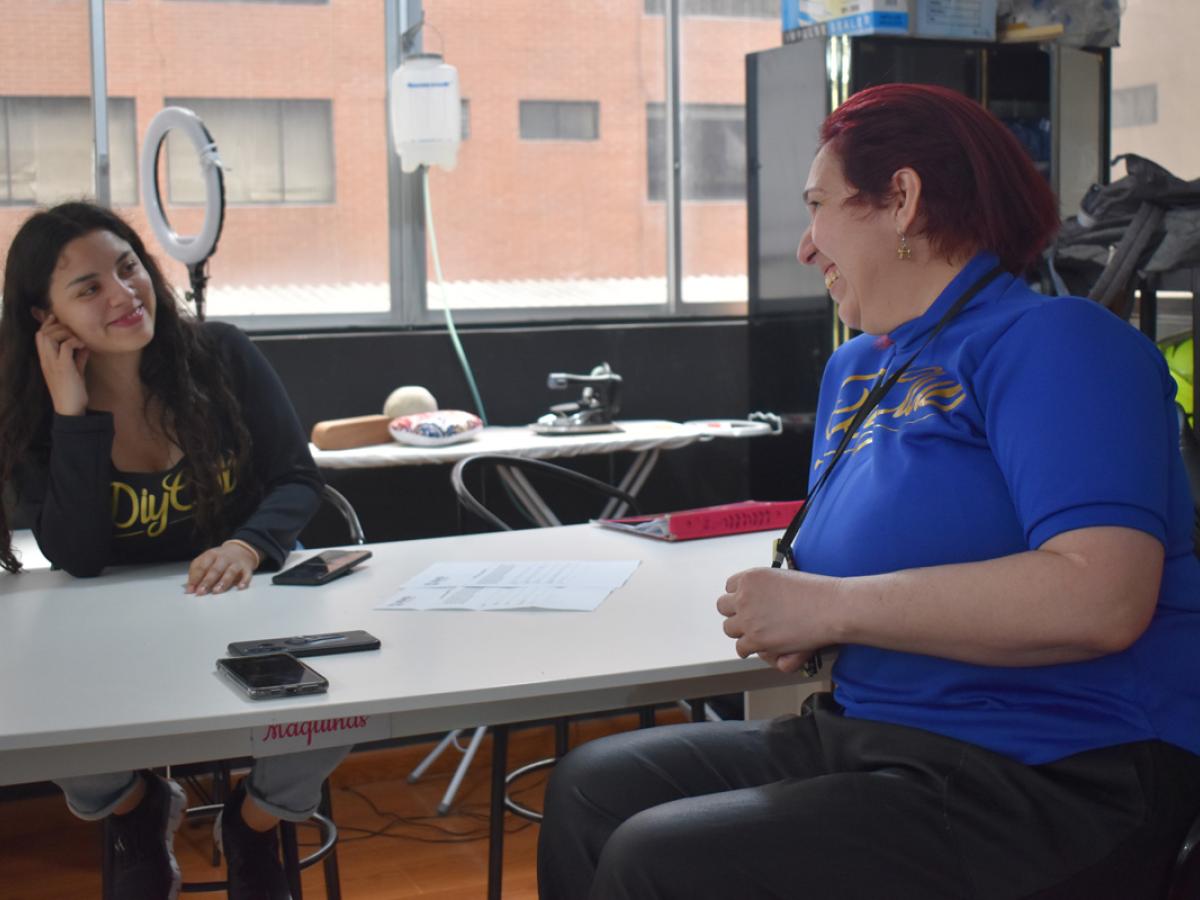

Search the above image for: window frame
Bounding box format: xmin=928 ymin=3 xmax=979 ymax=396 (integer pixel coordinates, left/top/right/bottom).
xmin=518 ymin=100 xmax=601 ymax=142
xmin=643 ymin=0 xmax=777 ymax=19
xmin=71 ymin=0 xmax=748 ymax=333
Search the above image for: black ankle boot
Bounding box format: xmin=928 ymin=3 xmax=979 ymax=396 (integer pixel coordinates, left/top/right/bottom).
xmin=215 ymin=780 xmax=291 ymax=900
xmin=108 ymin=771 xmax=186 ymax=900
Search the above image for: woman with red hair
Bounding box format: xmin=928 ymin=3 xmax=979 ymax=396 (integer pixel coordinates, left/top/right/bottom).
xmin=537 ymin=84 xmax=1200 ymax=898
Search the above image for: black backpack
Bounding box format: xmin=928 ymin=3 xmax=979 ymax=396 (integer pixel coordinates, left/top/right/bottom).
xmin=1045 ymin=153 xmax=1200 ymax=320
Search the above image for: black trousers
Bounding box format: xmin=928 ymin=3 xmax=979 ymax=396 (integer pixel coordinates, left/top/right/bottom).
xmin=537 ymin=694 xmax=1200 ymax=900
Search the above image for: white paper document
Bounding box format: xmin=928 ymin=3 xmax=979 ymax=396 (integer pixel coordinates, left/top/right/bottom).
xmin=376 ymin=560 xmax=640 ymax=611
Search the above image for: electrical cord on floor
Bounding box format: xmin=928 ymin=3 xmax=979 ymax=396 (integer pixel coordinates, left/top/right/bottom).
xmin=290 ymin=776 xmax=546 ymax=846
xmin=292 ymin=717 xmax=606 ymax=847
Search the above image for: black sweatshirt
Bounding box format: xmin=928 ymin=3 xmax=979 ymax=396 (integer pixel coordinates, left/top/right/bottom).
xmin=14 ymin=322 xmax=322 ymax=576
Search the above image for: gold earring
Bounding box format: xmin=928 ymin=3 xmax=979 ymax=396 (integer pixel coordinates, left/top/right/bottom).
xmin=897 ymin=232 xmax=912 ymax=261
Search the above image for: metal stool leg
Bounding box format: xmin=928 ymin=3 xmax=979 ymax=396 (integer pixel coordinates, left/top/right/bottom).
xmin=319 ymin=781 xmax=342 ymax=900
xmin=279 ymin=819 xmax=303 ymax=900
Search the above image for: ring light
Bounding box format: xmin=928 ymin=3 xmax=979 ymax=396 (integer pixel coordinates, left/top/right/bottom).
xmin=139 ymin=106 xmax=225 ymax=266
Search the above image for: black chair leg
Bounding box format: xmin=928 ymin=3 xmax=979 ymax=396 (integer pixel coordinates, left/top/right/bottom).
xmin=211 ymin=761 xmax=231 ymax=867
xmin=689 ymin=699 xmax=706 ymax=722
xmin=279 ymin=820 xmax=303 ymax=900
xmin=554 ymin=718 xmax=570 ymax=758
xmin=638 ymin=706 xmax=656 ymax=729
xmin=488 ymin=724 xmax=510 ymax=900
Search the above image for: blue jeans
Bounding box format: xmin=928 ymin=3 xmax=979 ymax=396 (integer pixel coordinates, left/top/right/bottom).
xmin=54 ymin=744 xmax=351 ymax=822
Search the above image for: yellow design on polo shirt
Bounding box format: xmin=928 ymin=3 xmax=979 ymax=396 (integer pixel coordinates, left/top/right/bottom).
xmin=816 ymin=366 xmax=965 ymax=469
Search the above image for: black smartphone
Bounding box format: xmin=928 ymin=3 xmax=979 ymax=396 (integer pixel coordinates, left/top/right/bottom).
xmin=227 ymin=629 xmax=381 ymax=658
xmin=216 ymin=653 xmax=329 ymax=700
xmin=271 ymin=549 xmax=373 ymax=586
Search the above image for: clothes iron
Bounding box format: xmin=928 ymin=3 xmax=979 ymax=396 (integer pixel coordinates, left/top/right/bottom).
xmin=532 ymin=363 xmax=624 ymax=435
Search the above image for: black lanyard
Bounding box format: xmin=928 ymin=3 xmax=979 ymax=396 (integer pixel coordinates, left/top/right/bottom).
xmin=774 ymin=263 xmax=1005 ymax=571
xmin=768 ymin=264 xmax=1003 ymax=677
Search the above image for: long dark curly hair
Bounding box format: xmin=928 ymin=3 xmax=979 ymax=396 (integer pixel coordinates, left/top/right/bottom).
xmin=0 ymin=202 xmax=251 ymax=573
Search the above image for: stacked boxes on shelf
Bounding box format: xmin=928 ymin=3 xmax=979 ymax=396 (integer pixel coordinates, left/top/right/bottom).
xmin=782 ymin=0 xmax=997 ymax=43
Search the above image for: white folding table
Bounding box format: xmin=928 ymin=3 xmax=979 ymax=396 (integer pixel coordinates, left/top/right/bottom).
xmin=0 ymin=523 xmax=818 ymax=898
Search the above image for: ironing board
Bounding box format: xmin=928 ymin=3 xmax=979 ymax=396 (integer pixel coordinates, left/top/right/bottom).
xmin=309 ymin=418 xmax=772 ymax=522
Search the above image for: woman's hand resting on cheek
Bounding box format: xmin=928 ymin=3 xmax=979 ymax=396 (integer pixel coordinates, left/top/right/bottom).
xmin=186 ymin=541 xmax=260 ymax=595
xmin=717 ymin=567 xmax=841 ymax=673
xmin=34 ymin=313 xmax=90 ymax=416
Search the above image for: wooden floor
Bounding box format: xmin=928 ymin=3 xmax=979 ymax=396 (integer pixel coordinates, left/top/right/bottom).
xmin=0 ymin=710 xmax=683 ymax=900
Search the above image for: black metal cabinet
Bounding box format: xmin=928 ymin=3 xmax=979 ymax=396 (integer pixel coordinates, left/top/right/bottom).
xmin=745 ymin=35 xmax=1111 ymax=314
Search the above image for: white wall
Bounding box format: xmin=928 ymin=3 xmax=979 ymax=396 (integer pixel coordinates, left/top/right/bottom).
xmin=1110 ymin=0 xmax=1200 ymax=180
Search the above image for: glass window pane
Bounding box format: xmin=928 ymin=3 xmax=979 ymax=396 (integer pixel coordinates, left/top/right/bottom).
xmin=4 ymin=99 xmax=45 ymax=205
xmin=518 ymin=101 xmax=554 ymax=139
xmin=6 ymin=99 xmax=84 ymax=204
xmin=1 ymin=1 xmax=88 ymax=254
xmin=678 ymin=13 xmax=777 ymax=305
xmin=167 ymin=98 xmax=286 ymax=204
xmin=426 ymin=1 xmax=666 ymax=311
xmin=107 ymin=0 xmax=388 ymax=319
xmin=646 ymin=103 xmax=745 ymax=202
xmin=683 ymin=104 xmax=744 ymax=201
xmin=557 ymin=101 xmax=600 ymax=140
xmin=281 ymin=100 xmax=334 ymax=203
xmin=0 ymin=96 xmax=137 ymax=207
xmin=107 ymin=98 xmax=139 ymax=206
xmin=519 ymin=100 xmax=599 ymax=141
xmin=645 ymin=0 xmax=777 ymax=18
xmin=646 ymin=104 xmax=666 ymax=202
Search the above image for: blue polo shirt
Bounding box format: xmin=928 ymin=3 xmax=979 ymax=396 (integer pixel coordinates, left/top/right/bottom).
xmin=793 ymin=251 xmax=1200 ymax=764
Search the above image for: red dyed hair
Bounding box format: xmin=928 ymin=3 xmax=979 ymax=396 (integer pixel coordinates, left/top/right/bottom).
xmin=820 ymin=83 xmax=1060 ymax=274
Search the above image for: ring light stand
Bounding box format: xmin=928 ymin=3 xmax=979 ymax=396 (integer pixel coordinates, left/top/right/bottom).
xmin=139 ymin=107 xmax=225 ymax=320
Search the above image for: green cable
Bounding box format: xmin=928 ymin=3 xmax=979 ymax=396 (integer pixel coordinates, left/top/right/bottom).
xmin=422 ymin=167 xmax=488 ymax=425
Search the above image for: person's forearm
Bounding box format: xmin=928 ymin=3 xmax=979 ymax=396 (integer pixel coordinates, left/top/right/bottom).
xmin=222 ymin=323 xmax=324 ymax=569
xmin=232 ymin=479 xmax=321 ymax=569
xmin=33 ymin=414 xmax=115 ymax=577
xmin=821 ymin=528 xmax=1162 ymax=667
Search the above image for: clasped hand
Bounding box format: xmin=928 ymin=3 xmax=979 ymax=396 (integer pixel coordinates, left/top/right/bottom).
xmin=717 ymin=567 xmax=836 ymax=674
